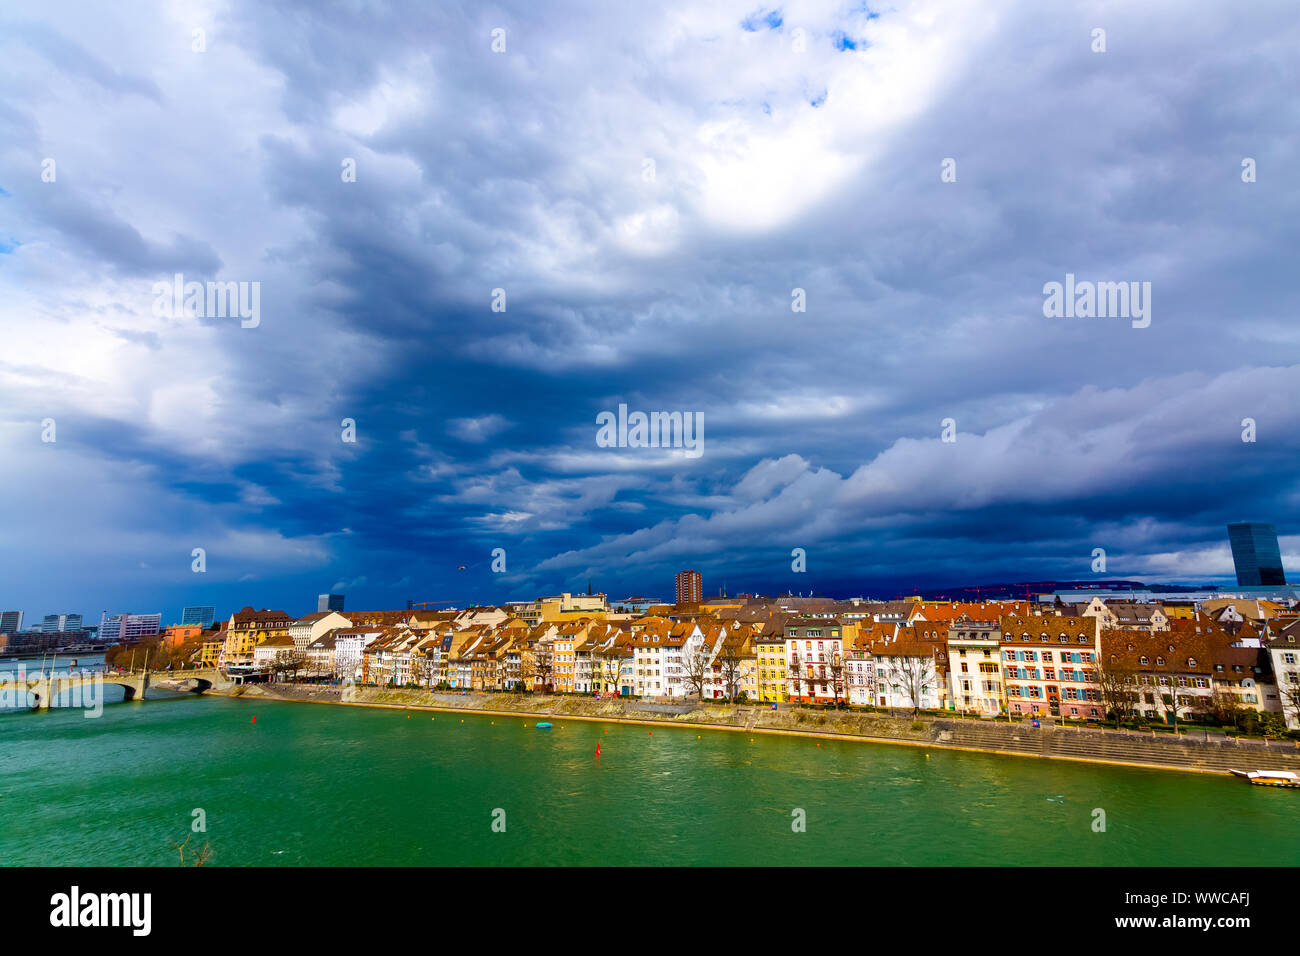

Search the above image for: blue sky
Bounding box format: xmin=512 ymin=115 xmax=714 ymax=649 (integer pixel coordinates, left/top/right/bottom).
xmin=1 ymin=0 xmax=1298 ymax=623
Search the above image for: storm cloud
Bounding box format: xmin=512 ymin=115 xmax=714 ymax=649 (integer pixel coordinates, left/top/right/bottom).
xmin=1 ymin=0 xmax=1297 ymax=618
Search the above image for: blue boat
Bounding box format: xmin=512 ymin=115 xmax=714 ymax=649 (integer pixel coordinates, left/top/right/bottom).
xmin=535 ymin=722 xmax=552 ymax=729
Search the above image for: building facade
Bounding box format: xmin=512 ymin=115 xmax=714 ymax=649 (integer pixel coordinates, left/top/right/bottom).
xmin=999 ymin=615 xmax=1102 ymax=719
xmin=40 ymin=613 xmax=83 ymax=632
xmin=317 ymin=593 xmax=346 ymax=613
xmin=675 ymin=570 xmax=702 ymax=605
xmin=181 ymin=606 xmax=216 ymax=628
xmin=784 ymin=621 xmax=846 ymax=704
xmin=1228 ymin=522 xmax=1286 ymax=587
xmin=947 ymin=621 xmax=1004 ymax=715
xmin=1268 ymin=626 xmax=1300 ymax=729
xmin=99 ymin=612 xmax=162 ymax=643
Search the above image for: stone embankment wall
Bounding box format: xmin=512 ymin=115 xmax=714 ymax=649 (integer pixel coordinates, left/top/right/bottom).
xmin=226 ymin=684 xmax=1300 ymax=774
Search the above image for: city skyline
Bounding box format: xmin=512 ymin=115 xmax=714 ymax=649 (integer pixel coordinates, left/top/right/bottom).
xmin=4 ymin=566 xmax=1297 ymax=632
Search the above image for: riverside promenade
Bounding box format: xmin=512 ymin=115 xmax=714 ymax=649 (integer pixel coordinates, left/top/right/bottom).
xmin=214 ymin=683 xmax=1300 ymax=777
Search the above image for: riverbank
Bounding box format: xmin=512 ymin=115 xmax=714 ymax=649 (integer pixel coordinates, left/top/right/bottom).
xmin=210 ymin=684 xmax=1300 ymax=777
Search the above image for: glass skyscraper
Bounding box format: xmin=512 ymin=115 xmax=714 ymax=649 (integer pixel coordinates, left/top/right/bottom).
xmin=1227 ymin=522 xmax=1286 ymax=586
xmin=181 ymin=605 xmax=216 ymax=628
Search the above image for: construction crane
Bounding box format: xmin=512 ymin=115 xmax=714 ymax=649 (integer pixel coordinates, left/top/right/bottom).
xmin=406 ymin=600 xmax=456 ymax=610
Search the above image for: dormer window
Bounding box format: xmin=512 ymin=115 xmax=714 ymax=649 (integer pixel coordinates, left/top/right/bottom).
xmin=1140 ymin=656 xmax=1149 ymax=665
xmin=1187 ymin=658 xmax=1196 ymax=667
xmin=1156 ymin=657 xmax=1165 ymax=665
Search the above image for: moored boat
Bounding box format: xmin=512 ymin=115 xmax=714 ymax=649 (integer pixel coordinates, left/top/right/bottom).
xmin=535 ymin=722 xmax=553 ymax=729
xmin=1229 ymin=770 xmax=1300 ymax=788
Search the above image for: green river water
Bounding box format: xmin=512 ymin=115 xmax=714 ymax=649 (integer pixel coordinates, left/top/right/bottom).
xmin=1 ymin=694 xmax=1297 ymax=866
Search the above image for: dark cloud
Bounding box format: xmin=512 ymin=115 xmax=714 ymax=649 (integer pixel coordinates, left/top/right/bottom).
xmin=2 ymin=0 xmax=1298 ymax=619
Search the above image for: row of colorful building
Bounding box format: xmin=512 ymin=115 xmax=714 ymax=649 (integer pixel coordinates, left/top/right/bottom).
xmin=189 ymin=592 xmax=1300 ymax=728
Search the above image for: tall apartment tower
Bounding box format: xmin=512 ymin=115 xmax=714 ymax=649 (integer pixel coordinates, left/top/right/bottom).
xmin=675 ymin=570 xmax=702 ymax=605
xmin=318 ymin=593 xmax=345 ymax=613
xmin=0 ymin=611 xmax=22 ymax=634
xmin=1227 ymin=522 xmax=1286 ymax=586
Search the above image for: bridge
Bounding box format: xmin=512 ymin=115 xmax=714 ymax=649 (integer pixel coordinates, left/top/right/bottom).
xmin=18 ymin=667 xmax=228 ymax=709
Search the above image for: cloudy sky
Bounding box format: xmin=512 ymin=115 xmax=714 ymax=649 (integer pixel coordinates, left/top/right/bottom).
xmin=2 ymin=0 xmax=1298 ymax=622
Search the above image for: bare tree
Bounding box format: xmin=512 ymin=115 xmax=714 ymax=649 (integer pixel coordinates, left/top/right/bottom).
xmin=270 ymin=649 xmax=305 ymax=683
xmin=826 ymin=651 xmax=846 ymax=708
xmin=1094 ymin=657 xmax=1140 ymax=728
xmin=680 ymin=641 xmax=711 ymax=699
xmin=1276 ymin=678 xmax=1300 ymax=731
xmin=787 ymin=651 xmax=803 ymax=701
xmin=1194 ymin=690 xmax=1242 ymax=729
xmin=882 ymin=653 xmax=936 ymax=716
xmin=533 ymin=643 xmax=554 ymax=693
xmin=718 ymin=641 xmax=746 ymax=702
xmin=789 ymin=653 xmax=819 ymax=703
xmin=1152 ymin=676 xmax=1184 ymax=732
xmin=515 ymin=650 xmax=535 ymax=693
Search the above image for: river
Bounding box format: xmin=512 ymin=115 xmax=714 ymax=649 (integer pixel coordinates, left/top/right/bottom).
xmin=1 ymin=694 xmax=1296 ymax=866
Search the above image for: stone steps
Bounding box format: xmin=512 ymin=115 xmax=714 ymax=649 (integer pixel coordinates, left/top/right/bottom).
xmin=942 ymin=723 xmax=1300 ymax=773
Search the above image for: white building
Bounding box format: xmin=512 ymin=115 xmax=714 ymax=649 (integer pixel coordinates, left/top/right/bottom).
xmin=289 ymin=611 xmax=351 ymax=651
xmin=631 ymin=619 xmax=705 ymax=698
xmin=872 ymin=639 xmax=944 ymax=711
xmin=99 ymin=612 xmax=162 ymax=642
xmin=784 ymin=621 xmax=847 ymax=704
xmin=1268 ymin=627 xmax=1300 ymax=729
xmin=333 ymin=626 xmax=384 ymax=680
xmin=946 ymin=621 xmax=1003 ymax=716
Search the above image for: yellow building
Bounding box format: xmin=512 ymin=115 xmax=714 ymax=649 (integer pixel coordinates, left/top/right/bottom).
xmin=1159 ymin=602 xmax=1198 ymax=621
xmin=754 ymin=631 xmax=787 ymax=703
xmin=221 ymin=607 xmax=293 ymax=666
xmin=199 ymin=638 xmax=223 ymax=668
xmin=518 ymin=593 xmax=609 ymax=627
xmin=552 ymin=620 xmax=595 ymax=693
